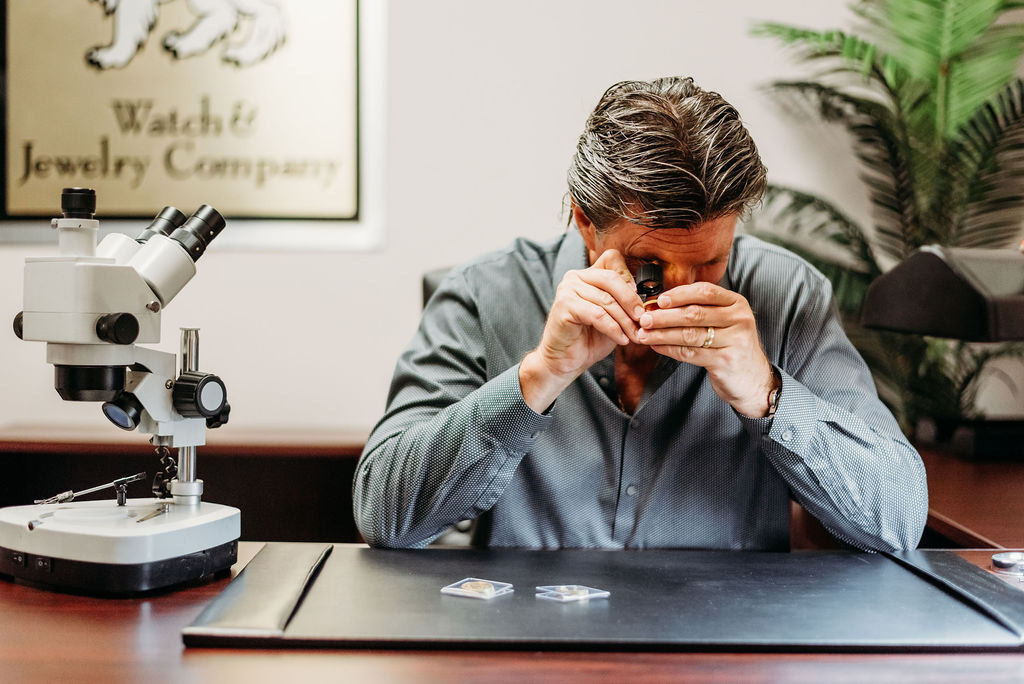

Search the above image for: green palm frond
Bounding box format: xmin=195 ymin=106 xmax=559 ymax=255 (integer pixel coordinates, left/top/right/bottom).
xmin=885 ymin=0 xmax=1024 ymax=139
xmin=768 ymin=81 xmax=919 ymax=260
xmin=947 ymin=79 xmax=1024 ymax=247
xmin=951 ymin=341 xmax=1024 ymax=416
xmin=750 ymin=185 xmax=878 ymax=316
xmin=751 ymin=22 xmax=904 ymax=91
xmin=760 ymin=185 xmax=879 ymax=273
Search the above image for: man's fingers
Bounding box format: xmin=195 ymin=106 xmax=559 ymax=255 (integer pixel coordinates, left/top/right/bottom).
xmin=566 ymin=298 xmax=630 ymax=345
xmin=576 ymin=267 xmax=643 ymax=320
xmin=657 ymin=281 xmax=736 ymax=309
xmin=591 ymin=248 xmax=634 ymax=285
xmin=572 ymin=280 xmax=640 ymax=342
xmin=639 ymin=302 xmax=736 ymax=331
xmin=638 ymin=325 xmax=720 ymax=348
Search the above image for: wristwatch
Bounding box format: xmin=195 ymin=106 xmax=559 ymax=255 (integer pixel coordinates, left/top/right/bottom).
xmin=766 ymin=367 xmax=782 ymax=418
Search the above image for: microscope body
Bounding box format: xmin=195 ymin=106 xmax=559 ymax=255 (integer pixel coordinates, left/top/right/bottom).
xmin=0 ymin=188 xmax=240 ymax=594
xmin=21 ymin=229 xmax=209 ymax=450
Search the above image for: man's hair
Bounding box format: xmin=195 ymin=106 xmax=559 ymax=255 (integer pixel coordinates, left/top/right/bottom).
xmin=568 ymin=76 xmax=767 ymax=231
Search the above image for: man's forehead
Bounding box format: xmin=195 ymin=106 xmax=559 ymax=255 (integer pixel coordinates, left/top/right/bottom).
xmin=607 ymin=212 xmax=737 ymax=236
xmin=617 ymin=220 xmax=735 ymax=255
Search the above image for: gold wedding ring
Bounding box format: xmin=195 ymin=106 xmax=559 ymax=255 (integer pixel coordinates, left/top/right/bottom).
xmin=701 ymin=326 xmax=715 ymax=349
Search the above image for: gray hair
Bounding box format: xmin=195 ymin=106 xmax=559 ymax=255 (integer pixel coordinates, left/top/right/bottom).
xmin=567 ymin=77 xmax=767 ymax=231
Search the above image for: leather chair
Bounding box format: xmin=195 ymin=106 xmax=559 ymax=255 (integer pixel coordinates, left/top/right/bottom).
xmin=422 ymin=266 xmax=451 ymax=308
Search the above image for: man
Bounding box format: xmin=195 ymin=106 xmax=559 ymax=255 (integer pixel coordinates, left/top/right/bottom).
xmin=353 ymin=77 xmax=928 ymax=551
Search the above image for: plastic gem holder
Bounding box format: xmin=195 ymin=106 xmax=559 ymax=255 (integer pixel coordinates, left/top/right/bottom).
xmin=441 ymin=577 xmax=514 ymax=599
xmin=535 ymin=584 xmax=610 ymax=602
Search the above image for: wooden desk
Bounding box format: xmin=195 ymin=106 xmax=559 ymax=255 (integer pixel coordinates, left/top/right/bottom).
xmin=1 ymin=543 xmax=1022 ymax=682
xmin=918 ymin=448 xmax=1024 ymax=549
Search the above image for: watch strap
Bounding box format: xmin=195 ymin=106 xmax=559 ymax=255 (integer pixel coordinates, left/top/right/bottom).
xmin=766 ymin=367 xmax=782 ymax=418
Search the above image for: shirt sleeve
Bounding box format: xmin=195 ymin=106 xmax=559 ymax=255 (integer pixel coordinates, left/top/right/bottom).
xmin=352 ymin=269 xmax=551 ymax=548
xmin=738 ymin=276 xmax=929 ymax=552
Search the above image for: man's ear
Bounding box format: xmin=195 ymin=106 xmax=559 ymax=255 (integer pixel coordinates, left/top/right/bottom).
xmin=571 ymin=200 xmax=596 ymax=245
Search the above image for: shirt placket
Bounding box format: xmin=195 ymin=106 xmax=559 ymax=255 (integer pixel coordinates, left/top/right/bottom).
xmin=609 ymin=355 xmax=681 ymax=544
xmin=612 ymin=411 xmax=643 ymax=544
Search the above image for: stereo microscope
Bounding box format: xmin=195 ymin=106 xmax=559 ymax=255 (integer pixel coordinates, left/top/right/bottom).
xmin=0 ymin=188 xmax=240 ymax=594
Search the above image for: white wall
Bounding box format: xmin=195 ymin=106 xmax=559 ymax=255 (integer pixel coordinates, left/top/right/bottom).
xmin=0 ymin=1 xmax=901 ymax=437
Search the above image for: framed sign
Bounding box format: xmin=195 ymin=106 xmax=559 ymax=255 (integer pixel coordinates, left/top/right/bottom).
xmin=2 ymin=0 xmax=385 ymax=249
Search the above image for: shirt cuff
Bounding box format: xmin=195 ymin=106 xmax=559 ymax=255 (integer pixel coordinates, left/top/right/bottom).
xmin=735 ymin=369 xmax=813 ymax=449
xmin=762 ymin=369 xmax=816 ymax=454
xmin=477 ymin=364 xmax=553 ymax=453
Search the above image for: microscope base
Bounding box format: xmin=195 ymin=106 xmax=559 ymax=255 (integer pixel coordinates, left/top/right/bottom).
xmin=0 ymin=498 xmax=240 ymax=594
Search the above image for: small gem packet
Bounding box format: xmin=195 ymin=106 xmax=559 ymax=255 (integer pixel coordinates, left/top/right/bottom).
xmin=535 ymin=584 xmax=610 ymax=602
xmin=441 ymin=577 xmax=514 ymax=599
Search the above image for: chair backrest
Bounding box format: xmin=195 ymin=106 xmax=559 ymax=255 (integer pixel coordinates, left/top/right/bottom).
xmin=422 ymin=267 xmax=451 ymax=309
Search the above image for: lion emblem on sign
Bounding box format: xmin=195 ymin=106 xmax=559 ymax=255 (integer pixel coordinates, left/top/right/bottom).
xmin=87 ymin=0 xmax=286 ymax=69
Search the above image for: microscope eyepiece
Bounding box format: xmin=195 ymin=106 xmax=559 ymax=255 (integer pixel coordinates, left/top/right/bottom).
xmin=169 ymin=205 xmax=226 ymax=262
xmin=61 ymin=187 xmax=96 ymax=219
xmin=137 ymin=206 xmax=187 ymax=243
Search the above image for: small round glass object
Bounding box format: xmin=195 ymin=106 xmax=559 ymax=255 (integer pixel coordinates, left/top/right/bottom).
xmin=636 ymin=263 xmax=664 ymax=311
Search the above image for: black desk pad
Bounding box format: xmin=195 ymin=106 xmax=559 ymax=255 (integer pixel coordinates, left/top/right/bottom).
xmin=184 ymin=544 xmax=1024 ymax=651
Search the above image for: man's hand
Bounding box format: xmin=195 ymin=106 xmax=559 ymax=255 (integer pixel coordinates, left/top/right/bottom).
xmin=635 ymin=282 xmax=776 ymax=417
xmin=519 ymin=249 xmax=643 ymax=413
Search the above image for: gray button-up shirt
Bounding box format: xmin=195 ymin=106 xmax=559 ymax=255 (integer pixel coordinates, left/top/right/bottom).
xmin=353 ymin=231 xmax=928 ymax=551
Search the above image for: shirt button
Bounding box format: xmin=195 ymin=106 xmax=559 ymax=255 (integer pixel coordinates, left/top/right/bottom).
xmin=625 ymin=484 xmax=638 ymax=497
xmin=598 ymin=376 xmax=610 ymax=387
xmin=781 ymin=429 xmax=794 ymax=442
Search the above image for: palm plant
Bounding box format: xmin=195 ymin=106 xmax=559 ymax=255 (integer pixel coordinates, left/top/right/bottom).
xmin=751 ymin=0 xmax=1024 ymax=436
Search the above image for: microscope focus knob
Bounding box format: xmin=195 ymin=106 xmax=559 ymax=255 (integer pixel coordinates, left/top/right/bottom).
xmin=95 ymin=313 xmax=139 ymax=345
xmin=172 ymin=371 xmax=227 ymax=419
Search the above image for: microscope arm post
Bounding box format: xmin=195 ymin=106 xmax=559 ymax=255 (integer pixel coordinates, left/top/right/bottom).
xmin=175 ymin=328 xmax=200 ymax=495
